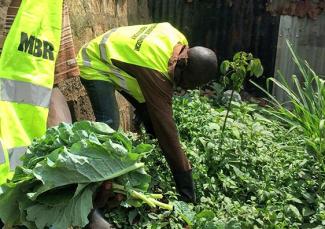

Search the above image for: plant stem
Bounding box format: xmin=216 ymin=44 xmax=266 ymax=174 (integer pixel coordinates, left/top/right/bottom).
xmin=219 ymin=90 xmax=235 ymax=151
xmin=112 ymin=183 xmax=173 ymax=210
xmin=112 ymin=183 xmax=126 ymax=191
xmin=320 ymin=127 xmax=322 ymax=159
xmin=150 ymin=198 xmax=173 ymax=211
xmin=130 ymin=190 xmax=156 ymax=207
xmin=149 ymin=194 xmax=163 ymax=199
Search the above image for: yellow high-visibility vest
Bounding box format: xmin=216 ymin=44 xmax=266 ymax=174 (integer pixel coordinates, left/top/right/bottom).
xmin=77 ymin=23 xmax=188 ymax=103
xmin=0 ymin=0 xmax=63 ymax=182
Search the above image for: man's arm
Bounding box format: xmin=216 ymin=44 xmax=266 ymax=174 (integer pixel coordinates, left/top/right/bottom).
xmin=112 ymin=60 xmax=190 ymax=173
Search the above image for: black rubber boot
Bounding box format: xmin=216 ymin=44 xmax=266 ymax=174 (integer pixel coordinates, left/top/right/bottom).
xmin=173 ymin=170 xmax=196 ymax=203
xmin=0 ymin=218 xmax=3 ymax=229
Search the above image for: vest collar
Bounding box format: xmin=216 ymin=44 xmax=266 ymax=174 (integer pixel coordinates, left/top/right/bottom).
xmin=168 ymin=44 xmax=188 ymax=82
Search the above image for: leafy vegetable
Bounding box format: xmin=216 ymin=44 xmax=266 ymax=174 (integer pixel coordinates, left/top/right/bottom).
xmin=0 ymin=121 xmax=172 ymax=229
xmin=105 ymin=91 xmax=325 ymax=228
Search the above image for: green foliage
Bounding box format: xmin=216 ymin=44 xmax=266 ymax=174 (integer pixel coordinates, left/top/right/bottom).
xmin=173 ymin=92 xmax=324 ymax=228
xmin=106 ymin=91 xmax=325 ymax=228
xmin=252 ymin=40 xmax=325 ymax=172
xmin=220 ymin=52 xmax=263 ymax=91
xmin=0 ymin=121 xmax=171 ymax=229
xmin=219 ymin=52 xmax=264 ymax=151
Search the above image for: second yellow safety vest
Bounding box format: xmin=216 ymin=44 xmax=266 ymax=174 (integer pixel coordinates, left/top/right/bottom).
xmin=0 ymin=0 xmax=63 ymax=183
xmin=77 ymin=23 xmax=188 ymax=103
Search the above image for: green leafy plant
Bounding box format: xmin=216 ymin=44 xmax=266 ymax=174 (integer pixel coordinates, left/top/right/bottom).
xmin=105 ymin=91 xmax=325 ymax=228
xmin=0 ymin=121 xmax=172 ymax=229
xmin=220 ymin=52 xmax=263 ymax=91
xmin=252 ymin=40 xmax=325 ymax=172
xmin=219 ymin=52 xmax=263 ymax=149
xmin=175 ymin=93 xmax=324 ymax=228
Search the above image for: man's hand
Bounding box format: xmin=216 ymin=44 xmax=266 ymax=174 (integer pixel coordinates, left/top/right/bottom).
xmin=93 ymin=181 xmax=124 ymax=209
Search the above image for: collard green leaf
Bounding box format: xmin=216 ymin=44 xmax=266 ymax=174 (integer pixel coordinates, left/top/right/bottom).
xmin=30 ymin=140 xmax=144 ymax=200
xmin=0 ymin=183 xmax=23 ymax=226
xmin=0 ymin=180 xmax=34 ymax=226
xmin=0 ymin=121 xmax=157 ymax=228
xmin=35 ymin=184 xmax=77 ymax=207
xmin=110 ymin=132 xmax=133 ymax=152
xmin=34 ymin=140 xmax=139 ymax=184
xmin=25 ymin=184 xmax=96 ymax=229
xmin=104 ymin=139 xmax=129 ymax=157
xmin=72 ymin=120 xmax=115 ymax=135
xmin=116 ymin=168 xmax=151 ymax=192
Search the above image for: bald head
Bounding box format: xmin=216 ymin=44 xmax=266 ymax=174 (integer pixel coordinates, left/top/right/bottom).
xmin=174 ymin=46 xmax=218 ymax=89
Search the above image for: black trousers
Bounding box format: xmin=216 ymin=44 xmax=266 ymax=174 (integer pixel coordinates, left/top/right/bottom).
xmin=80 ymin=79 xmax=155 ymax=136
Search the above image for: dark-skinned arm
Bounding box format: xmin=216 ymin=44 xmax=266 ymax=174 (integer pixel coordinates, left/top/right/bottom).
xmin=112 ymin=59 xmax=190 ymax=173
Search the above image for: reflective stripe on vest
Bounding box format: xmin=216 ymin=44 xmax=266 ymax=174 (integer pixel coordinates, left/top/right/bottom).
xmin=81 ymin=44 xmax=132 ymax=94
xmin=100 ymin=69 xmax=131 ymax=94
xmin=77 ymin=23 xmax=188 ymax=103
xmin=0 ymin=78 xmax=52 ymax=107
xmin=0 ymin=0 xmax=63 ymax=172
xmin=98 ymin=29 xmax=131 ymax=92
xmin=8 ymin=146 xmax=27 ymax=170
xmin=99 ymin=28 xmax=117 ymax=64
xmin=82 ymin=45 xmax=92 ymax=67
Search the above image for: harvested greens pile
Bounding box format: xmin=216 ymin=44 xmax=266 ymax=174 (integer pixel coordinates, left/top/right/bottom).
xmin=0 ymin=121 xmax=172 ymax=229
xmin=105 ymin=91 xmax=325 ymax=228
